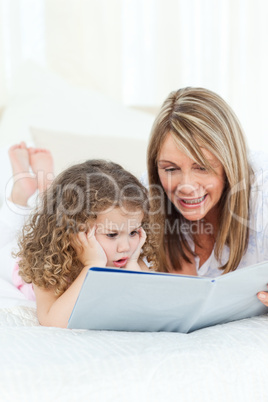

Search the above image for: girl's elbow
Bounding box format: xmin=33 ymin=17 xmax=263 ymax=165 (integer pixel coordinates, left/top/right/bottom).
xmin=37 ymin=312 xmax=68 ymax=328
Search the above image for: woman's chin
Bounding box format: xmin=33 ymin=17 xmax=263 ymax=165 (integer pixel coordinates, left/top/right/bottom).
xmin=182 ymin=213 xmax=205 ymax=221
xmin=175 ymin=204 xmax=206 ymax=220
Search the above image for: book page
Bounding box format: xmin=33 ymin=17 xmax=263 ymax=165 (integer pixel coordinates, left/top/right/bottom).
xmin=68 ymin=268 xmax=212 ymax=332
xmin=190 ymin=261 xmax=268 ymax=332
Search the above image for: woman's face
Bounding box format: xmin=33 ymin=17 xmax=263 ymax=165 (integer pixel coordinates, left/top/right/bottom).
xmin=157 ymin=132 xmax=226 ymax=222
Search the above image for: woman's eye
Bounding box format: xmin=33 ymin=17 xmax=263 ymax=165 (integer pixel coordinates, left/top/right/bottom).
xmin=106 ymin=233 xmax=117 ymax=238
xmin=130 ymin=230 xmax=139 ymax=237
xmin=164 ymin=167 xmax=177 ymax=172
xmin=195 ymin=166 xmax=207 ymax=172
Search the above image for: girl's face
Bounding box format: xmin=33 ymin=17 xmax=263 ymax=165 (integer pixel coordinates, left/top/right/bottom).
xmin=94 ymin=207 xmax=144 ymax=268
xmin=157 ymin=132 xmax=226 ymax=223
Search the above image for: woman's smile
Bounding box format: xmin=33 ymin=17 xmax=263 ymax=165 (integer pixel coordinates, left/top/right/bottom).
xmin=178 ymin=194 xmax=207 ymax=207
xmin=157 ymin=133 xmax=225 ymax=222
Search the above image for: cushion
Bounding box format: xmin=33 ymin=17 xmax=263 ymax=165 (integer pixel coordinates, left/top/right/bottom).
xmin=0 ymin=62 xmax=155 ymax=148
xmin=31 ymin=128 xmax=148 ymax=178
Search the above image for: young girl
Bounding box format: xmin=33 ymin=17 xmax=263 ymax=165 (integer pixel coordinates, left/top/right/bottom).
xmin=9 ymin=143 xmax=154 ymax=328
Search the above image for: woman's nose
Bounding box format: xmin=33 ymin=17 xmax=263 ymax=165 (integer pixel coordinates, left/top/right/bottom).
xmin=176 ymin=173 xmax=199 ymax=196
xmin=117 ymin=237 xmax=130 ymax=253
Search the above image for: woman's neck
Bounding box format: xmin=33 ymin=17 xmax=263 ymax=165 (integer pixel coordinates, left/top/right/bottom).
xmin=190 ymin=206 xmax=220 ymax=268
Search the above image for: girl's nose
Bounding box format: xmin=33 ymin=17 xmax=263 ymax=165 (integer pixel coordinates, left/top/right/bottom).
xmin=117 ymin=237 xmax=130 ymax=253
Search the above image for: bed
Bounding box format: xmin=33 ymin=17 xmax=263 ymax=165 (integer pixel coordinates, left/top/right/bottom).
xmin=0 ymin=63 xmax=268 ymax=402
xmin=1 ymin=277 xmax=268 ymax=402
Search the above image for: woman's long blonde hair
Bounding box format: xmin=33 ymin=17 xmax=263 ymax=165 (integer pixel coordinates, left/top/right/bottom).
xmin=16 ymin=160 xmax=153 ymax=296
xmin=147 ymin=87 xmax=253 ymax=274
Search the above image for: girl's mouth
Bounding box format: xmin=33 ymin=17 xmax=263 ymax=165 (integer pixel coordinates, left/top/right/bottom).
xmin=113 ymin=258 xmax=128 ymax=268
xmin=179 ymin=194 xmax=207 ymax=208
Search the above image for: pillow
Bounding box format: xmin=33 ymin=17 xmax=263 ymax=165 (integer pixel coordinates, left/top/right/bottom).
xmin=0 ymin=62 xmax=155 ymax=147
xmin=31 ymin=128 xmax=148 ymax=178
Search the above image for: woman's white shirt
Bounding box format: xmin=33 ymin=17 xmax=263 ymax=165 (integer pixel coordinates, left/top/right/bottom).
xmin=195 ymin=157 xmax=268 ymax=277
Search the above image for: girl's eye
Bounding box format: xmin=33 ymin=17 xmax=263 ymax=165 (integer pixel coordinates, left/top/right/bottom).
xmin=130 ymin=230 xmax=139 ymax=237
xmin=106 ymin=233 xmax=118 ymax=238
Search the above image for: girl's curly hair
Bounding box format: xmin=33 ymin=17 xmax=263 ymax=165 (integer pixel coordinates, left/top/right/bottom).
xmin=16 ymin=159 xmax=156 ymax=296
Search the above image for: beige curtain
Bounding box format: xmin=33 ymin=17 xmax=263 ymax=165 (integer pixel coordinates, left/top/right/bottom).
xmin=45 ymin=0 xmax=123 ymax=101
xmin=0 ymin=0 xmax=123 ymax=105
xmin=0 ymin=0 xmax=7 ymax=108
xmin=122 ymin=0 xmax=268 ymax=149
xmin=0 ymin=0 xmax=46 ymax=107
xmin=1 ymin=0 xmax=268 ymax=147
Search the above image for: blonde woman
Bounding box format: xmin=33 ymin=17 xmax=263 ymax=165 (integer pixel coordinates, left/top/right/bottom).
xmin=147 ymin=87 xmax=268 ymax=306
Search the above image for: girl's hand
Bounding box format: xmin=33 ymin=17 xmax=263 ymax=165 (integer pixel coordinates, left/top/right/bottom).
xmin=125 ymin=228 xmax=147 ymax=270
xmin=75 ymin=226 xmax=107 ymax=267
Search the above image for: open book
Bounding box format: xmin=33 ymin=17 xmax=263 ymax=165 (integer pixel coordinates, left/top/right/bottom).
xmin=68 ymin=261 xmax=268 ymax=333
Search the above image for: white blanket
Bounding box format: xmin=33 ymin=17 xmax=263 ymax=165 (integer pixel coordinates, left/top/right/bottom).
xmin=0 ymin=234 xmax=268 ymax=402
xmin=0 ymin=275 xmax=268 ymax=402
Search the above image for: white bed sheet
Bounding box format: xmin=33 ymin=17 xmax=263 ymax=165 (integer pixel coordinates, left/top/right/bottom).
xmin=1 ymin=276 xmax=268 ymax=402
xmin=1 ymin=236 xmax=268 ymax=402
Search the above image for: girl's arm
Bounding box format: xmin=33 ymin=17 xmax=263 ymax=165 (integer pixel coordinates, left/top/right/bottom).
xmin=34 ymin=265 xmax=91 ymax=328
xmin=35 ymin=228 xmax=107 ymax=328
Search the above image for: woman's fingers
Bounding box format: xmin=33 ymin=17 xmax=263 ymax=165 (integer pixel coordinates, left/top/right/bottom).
xmin=257 ymin=291 xmax=268 ymax=306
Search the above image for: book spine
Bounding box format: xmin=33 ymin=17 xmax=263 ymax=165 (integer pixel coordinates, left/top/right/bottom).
xmin=186 ymin=280 xmax=216 ymax=333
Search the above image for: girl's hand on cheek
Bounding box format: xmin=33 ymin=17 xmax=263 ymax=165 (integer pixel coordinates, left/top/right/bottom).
xmin=76 ymin=226 xmax=107 ymax=267
xmin=126 ymin=228 xmax=147 ymax=270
